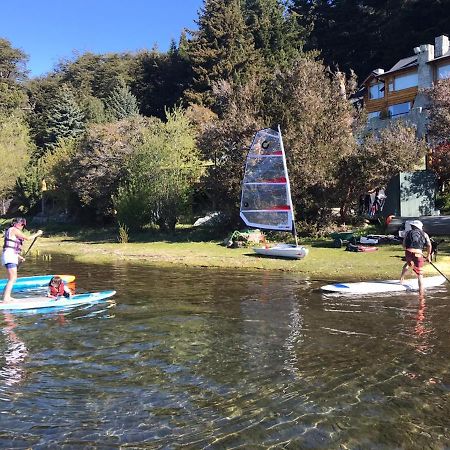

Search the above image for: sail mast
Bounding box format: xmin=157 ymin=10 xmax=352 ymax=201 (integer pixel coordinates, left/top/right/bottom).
xmin=278 ymin=125 xmax=298 ymax=246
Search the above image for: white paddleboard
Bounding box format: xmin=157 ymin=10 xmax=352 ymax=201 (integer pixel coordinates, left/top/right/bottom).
xmin=0 ymin=290 xmax=116 ymax=311
xmin=321 ymin=276 xmax=446 ymax=294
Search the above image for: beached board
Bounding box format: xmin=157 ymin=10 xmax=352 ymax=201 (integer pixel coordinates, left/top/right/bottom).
xmin=253 ymin=244 xmax=309 ymax=260
xmin=0 ymin=290 xmax=116 ymax=311
xmin=321 ymin=276 xmax=446 ymax=294
xmin=0 ymin=274 xmax=75 ymax=291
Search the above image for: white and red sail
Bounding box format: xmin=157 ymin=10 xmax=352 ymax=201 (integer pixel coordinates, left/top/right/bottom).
xmin=240 ymin=127 xmax=296 ymax=232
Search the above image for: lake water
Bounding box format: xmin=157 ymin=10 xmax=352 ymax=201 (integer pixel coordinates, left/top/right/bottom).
xmin=1 ymin=255 xmax=449 ymax=448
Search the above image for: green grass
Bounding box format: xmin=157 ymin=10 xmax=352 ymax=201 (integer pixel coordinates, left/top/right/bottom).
xmin=29 ymin=226 xmax=450 ymax=282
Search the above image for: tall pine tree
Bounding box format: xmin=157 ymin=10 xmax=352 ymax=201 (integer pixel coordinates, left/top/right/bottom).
xmin=131 ymin=40 xmax=192 ymax=119
xmin=291 ymin=0 xmax=450 ymax=78
xmin=106 ymin=78 xmax=140 ymax=120
xmin=185 ymin=0 xmax=259 ymax=107
xmin=244 ymin=0 xmax=306 ymax=69
xmin=44 ymin=84 xmax=85 ymax=151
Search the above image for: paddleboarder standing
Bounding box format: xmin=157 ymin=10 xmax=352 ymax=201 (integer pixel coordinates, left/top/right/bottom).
xmin=1 ymin=218 xmax=43 ymax=302
xmin=400 ymin=220 xmax=432 ymax=297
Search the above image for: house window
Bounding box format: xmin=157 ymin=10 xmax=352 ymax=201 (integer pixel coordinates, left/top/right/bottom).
xmin=438 ymin=63 xmax=450 ymax=79
xmin=391 ymin=72 xmax=418 ymax=91
xmin=369 ymin=82 xmax=384 ymax=99
xmin=388 ymin=102 xmax=410 ymax=117
xmin=367 ymin=111 xmax=381 ymax=120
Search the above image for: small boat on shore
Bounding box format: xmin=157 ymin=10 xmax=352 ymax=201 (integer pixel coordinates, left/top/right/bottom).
xmin=239 ymin=126 xmax=308 ymax=260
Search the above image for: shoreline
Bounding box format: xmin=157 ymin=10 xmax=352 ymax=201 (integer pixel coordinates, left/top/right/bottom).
xmin=30 ymin=233 xmax=450 ymax=282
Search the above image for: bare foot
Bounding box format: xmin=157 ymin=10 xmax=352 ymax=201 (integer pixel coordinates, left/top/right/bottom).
xmin=2 ymin=297 xmax=15 ymax=303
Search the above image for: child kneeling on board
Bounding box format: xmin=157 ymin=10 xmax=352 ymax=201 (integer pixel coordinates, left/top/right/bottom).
xmin=47 ymin=276 xmax=72 ymax=299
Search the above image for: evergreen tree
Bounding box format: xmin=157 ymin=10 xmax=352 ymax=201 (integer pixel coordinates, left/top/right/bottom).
xmin=131 ymin=44 xmax=192 ymax=119
xmin=26 ymin=76 xmax=62 ymax=150
xmin=185 ymin=0 xmax=259 ymax=107
xmin=44 ymin=84 xmax=85 ymax=151
xmin=106 ymin=78 xmax=140 ymax=120
xmin=244 ymin=0 xmax=306 ymax=68
xmin=291 ymin=0 xmax=450 ymax=78
xmin=291 ymin=0 xmax=376 ymax=77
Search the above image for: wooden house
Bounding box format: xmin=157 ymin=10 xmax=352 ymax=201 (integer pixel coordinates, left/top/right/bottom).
xmin=360 ymin=35 xmax=450 ymax=218
xmin=363 ymin=35 xmax=450 ymax=135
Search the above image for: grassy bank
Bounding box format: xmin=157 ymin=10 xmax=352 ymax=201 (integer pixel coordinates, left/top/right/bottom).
xmin=28 ymin=227 xmax=450 ymax=282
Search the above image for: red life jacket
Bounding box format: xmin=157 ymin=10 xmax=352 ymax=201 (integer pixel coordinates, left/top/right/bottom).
xmin=3 ymin=227 xmax=24 ymax=253
xmin=49 ymin=282 xmax=66 ymax=297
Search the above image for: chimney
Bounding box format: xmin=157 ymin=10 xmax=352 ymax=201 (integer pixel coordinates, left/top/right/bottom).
xmin=435 ymin=35 xmax=449 ymax=58
xmin=417 ymin=44 xmax=434 ymax=89
xmin=418 ymin=44 xmax=434 ymax=62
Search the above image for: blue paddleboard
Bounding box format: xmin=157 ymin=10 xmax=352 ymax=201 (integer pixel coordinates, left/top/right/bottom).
xmin=0 ymin=274 xmax=76 ymax=292
xmin=0 ymin=290 xmax=116 ymax=311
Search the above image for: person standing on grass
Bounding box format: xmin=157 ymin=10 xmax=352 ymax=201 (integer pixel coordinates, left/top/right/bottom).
xmin=400 ymin=220 xmax=432 ymax=297
xmin=1 ymin=218 xmax=43 ymax=302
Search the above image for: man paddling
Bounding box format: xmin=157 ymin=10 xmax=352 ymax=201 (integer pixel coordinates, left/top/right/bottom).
xmin=400 ymin=220 xmax=432 ymax=296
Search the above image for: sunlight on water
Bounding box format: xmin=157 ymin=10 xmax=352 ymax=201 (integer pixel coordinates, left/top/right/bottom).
xmin=0 ymin=255 xmax=449 ymax=447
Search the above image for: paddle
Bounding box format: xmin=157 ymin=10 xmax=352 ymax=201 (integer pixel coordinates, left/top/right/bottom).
xmin=429 ymin=261 xmax=450 ymax=284
xmin=21 ymin=236 xmax=39 ymax=261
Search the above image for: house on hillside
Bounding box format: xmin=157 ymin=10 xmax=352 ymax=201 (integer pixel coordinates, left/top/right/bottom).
xmin=361 ymin=35 xmax=450 ymax=218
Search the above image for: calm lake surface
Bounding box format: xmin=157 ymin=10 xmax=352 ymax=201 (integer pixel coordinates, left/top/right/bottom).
xmin=0 ymin=254 xmax=449 ymax=448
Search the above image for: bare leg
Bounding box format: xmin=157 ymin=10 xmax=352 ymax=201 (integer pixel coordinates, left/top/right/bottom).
xmin=418 ymin=274 xmax=424 ymax=297
xmin=2 ymin=267 xmax=17 ymax=302
xmin=400 ymin=263 xmax=409 ymax=283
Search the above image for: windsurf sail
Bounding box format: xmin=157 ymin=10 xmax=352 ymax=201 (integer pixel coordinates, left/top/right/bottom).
xmin=240 ymin=126 xmax=298 ymax=242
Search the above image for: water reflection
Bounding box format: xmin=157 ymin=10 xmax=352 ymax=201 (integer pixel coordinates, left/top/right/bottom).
xmin=412 ymin=297 xmax=434 ymax=355
xmin=0 ymin=313 xmax=28 ymax=389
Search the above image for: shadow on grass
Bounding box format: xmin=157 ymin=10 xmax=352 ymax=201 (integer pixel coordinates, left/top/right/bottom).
xmin=242 ymin=253 xmax=298 ymax=260
xmin=309 ymin=240 xmax=339 ymax=249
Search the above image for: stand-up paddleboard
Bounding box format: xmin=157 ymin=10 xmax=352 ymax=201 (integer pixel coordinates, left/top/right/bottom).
xmin=0 ymin=275 xmax=75 ymax=291
xmin=0 ymin=290 xmax=116 ymax=311
xmin=321 ymin=276 xmax=446 ymax=294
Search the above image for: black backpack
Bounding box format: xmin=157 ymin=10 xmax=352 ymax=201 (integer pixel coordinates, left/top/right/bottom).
xmin=405 ymin=228 xmax=426 ymax=249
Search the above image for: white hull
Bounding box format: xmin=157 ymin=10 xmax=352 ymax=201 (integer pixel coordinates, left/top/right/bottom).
xmin=321 ymin=276 xmax=446 ymax=294
xmin=253 ymin=244 xmax=308 ymax=259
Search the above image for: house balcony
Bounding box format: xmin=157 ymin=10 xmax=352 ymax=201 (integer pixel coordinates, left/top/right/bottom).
xmin=367 ymin=106 xmax=428 ymax=138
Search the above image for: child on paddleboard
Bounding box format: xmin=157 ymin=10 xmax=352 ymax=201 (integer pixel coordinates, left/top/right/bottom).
xmin=47 ymin=276 xmax=72 ymax=299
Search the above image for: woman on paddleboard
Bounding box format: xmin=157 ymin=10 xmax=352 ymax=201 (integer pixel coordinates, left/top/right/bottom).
xmin=400 ymin=220 xmax=432 ymax=297
xmin=1 ymin=218 xmax=43 ymax=302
